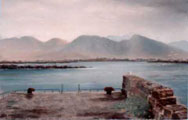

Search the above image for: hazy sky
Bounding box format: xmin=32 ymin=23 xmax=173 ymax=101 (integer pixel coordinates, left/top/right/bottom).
xmin=0 ymin=0 xmax=187 ymax=42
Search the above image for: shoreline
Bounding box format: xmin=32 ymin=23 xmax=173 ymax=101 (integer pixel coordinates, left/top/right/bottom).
xmin=0 ymin=58 xmax=188 ymax=64
xmin=0 ymin=65 xmax=87 ymax=70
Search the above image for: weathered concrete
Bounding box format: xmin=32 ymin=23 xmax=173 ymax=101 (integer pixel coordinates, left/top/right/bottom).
xmin=122 ymin=75 xmax=187 ymax=119
xmin=0 ymin=92 xmax=129 ymax=119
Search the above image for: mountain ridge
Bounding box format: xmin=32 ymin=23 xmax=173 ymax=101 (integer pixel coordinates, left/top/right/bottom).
xmin=0 ymin=35 xmax=187 ymax=61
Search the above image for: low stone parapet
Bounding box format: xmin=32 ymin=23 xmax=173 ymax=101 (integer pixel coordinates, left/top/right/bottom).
xmin=122 ymin=75 xmax=187 ymax=119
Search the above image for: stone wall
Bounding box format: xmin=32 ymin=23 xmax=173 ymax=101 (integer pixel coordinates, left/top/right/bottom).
xmin=122 ymin=75 xmax=187 ymax=119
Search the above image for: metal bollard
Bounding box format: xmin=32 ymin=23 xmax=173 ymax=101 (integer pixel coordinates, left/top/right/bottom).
xmin=61 ymin=84 xmax=64 ymax=94
xmin=78 ymin=84 xmax=81 ymax=93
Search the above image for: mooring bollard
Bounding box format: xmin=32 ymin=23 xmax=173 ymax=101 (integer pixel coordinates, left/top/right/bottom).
xmin=78 ymin=84 xmax=81 ymax=93
xmin=61 ymin=84 xmax=64 ymax=94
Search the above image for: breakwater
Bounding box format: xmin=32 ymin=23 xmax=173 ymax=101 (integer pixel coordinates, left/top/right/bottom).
xmin=0 ymin=58 xmax=188 ymax=64
xmin=122 ymin=75 xmax=187 ymax=119
xmin=0 ymin=65 xmax=86 ymax=69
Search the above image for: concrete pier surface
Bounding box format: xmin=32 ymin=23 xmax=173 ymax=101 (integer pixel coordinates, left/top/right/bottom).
xmin=0 ymin=91 xmax=128 ymax=120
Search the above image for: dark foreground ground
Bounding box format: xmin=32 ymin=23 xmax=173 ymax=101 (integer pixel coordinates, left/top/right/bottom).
xmin=0 ymin=91 xmax=129 ymax=120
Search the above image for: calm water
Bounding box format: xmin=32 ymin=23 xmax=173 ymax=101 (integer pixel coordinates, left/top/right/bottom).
xmin=0 ymin=61 xmax=187 ymax=106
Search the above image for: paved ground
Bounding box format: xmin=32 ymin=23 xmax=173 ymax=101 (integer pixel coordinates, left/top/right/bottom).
xmin=0 ymin=91 xmax=128 ymax=120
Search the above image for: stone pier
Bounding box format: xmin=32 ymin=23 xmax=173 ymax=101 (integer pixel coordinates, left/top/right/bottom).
xmin=122 ymin=75 xmax=187 ymax=119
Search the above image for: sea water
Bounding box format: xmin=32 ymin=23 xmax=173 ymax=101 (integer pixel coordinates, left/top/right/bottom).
xmin=0 ymin=61 xmax=187 ymax=106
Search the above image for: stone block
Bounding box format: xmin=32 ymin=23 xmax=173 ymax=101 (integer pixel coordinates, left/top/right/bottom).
xmin=164 ymin=104 xmax=187 ymax=119
xmin=148 ymin=96 xmax=156 ymax=108
xmin=152 ymin=108 xmax=163 ymax=119
xmin=155 ymin=102 xmax=163 ymax=112
xmin=172 ymin=112 xmax=187 ymax=119
xmin=152 ymin=88 xmax=174 ymax=99
xmin=158 ymin=96 xmax=176 ymax=105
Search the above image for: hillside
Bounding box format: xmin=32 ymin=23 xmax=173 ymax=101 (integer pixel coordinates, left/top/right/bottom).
xmin=60 ymin=35 xmax=187 ymax=59
xmin=63 ymin=35 xmax=120 ymax=57
xmin=169 ymin=40 xmax=188 ymax=52
xmin=122 ymin=35 xmax=186 ymax=58
xmin=0 ymin=36 xmax=43 ymax=60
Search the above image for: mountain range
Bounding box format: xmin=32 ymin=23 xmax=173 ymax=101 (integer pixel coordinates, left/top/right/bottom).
xmin=0 ymin=35 xmax=187 ymax=61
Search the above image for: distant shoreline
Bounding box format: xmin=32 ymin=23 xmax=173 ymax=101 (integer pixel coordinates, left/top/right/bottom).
xmin=0 ymin=58 xmax=188 ymax=64
xmin=0 ymin=65 xmax=86 ymax=70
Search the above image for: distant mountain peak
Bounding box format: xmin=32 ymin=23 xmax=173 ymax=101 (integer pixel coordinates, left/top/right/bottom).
xmin=130 ymin=34 xmax=149 ymax=40
xmin=2 ymin=37 xmax=19 ymax=41
xmin=18 ymin=36 xmax=43 ymax=45
xmin=75 ymin=35 xmax=105 ymax=40
xmin=46 ymin=38 xmax=67 ymax=44
xmin=1 ymin=36 xmax=41 ymax=44
xmin=72 ymin=35 xmax=114 ymax=45
xmin=20 ymin=36 xmax=38 ymax=40
xmin=107 ymin=35 xmax=129 ymax=41
xmin=43 ymin=38 xmax=67 ymax=51
xmin=129 ymin=34 xmax=165 ymax=45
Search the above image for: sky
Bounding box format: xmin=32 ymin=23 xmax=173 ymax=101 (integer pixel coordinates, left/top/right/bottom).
xmin=0 ymin=0 xmax=187 ymax=42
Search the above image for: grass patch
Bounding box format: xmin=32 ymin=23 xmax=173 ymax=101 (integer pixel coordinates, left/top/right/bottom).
xmin=113 ymin=95 xmax=153 ymax=118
